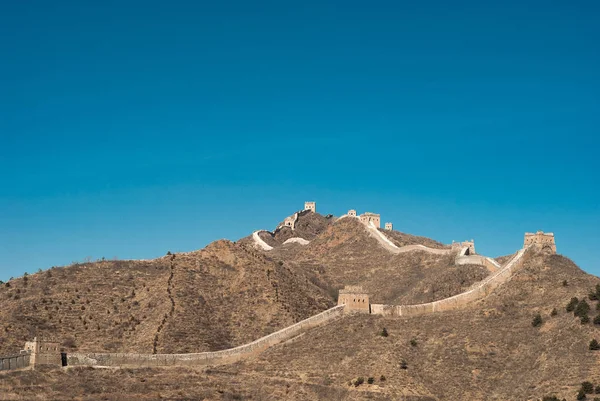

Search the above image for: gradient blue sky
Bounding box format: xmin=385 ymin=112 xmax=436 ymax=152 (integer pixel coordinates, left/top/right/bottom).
xmin=1 ymin=1 xmax=599 ymax=281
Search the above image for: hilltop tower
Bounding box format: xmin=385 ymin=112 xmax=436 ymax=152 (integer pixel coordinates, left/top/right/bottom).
xmin=524 ymin=231 xmax=556 ymax=253
xmin=338 ymin=286 xmax=370 ymax=314
xmin=359 ymin=212 xmax=380 ymax=228
xmin=304 ymin=201 xmax=316 ymax=213
xmin=348 ymin=209 xmax=357 ymax=217
xmin=384 ymin=222 xmax=393 ymax=231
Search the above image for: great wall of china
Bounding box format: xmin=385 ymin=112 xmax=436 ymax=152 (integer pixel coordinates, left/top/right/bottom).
xmin=1 ymin=201 xmax=557 ymax=371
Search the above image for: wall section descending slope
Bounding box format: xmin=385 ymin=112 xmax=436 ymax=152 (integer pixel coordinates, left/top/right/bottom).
xmin=67 ymin=305 xmax=345 ymax=368
xmin=371 ymin=247 xmax=530 ymax=316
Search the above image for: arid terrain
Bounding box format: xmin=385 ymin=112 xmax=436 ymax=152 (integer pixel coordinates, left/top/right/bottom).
xmin=1 ymin=211 xmax=598 ymax=400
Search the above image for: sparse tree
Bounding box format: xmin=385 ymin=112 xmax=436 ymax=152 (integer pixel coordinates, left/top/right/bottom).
xmin=575 ymin=300 xmax=591 ymax=318
xmin=367 ymin=377 xmax=374 ymax=384
xmin=400 ymin=360 xmax=408 ymax=370
xmin=582 ymin=382 xmax=594 ymax=394
xmin=410 ymin=338 xmax=418 ymax=347
xmin=567 ymin=297 xmax=580 ymax=312
xmin=354 ymin=377 xmax=364 ymax=387
xmin=532 ymin=313 xmax=543 ymax=327
xmin=576 ymin=389 xmax=585 ymax=400
xmin=589 ymin=339 xmax=600 ymax=350
xmin=380 ymin=375 xmax=386 ymax=382
xmin=594 ymin=315 xmax=600 ymax=325
xmin=380 ymin=328 xmax=389 ymax=337
xmin=551 ymin=308 xmax=558 ymax=317
xmin=582 ymin=315 xmax=591 ymax=324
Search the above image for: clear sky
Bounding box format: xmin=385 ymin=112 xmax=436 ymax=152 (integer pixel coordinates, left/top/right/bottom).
xmin=1 ymin=1 xmax=599 ymax=281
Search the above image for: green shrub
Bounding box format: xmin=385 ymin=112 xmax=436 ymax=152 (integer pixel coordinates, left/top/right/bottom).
xmin=380 ymin=375 xmax=386 ymax=382
xmin=567 ymin=297 xmax=580 ymax=312
xmin=563 ymin=280 xmax=568 ymax=286
xmin=532 ymin=313 xmax=543 ymax=327
xmin=575 ymin=300 xmax=591 ymax=318
xmin=582 ymin=381 xmax=594 ymax=394
xmin=594 ymin=315 xmax=600 ymax=325
xmin=354 ymin=377 xmax=364 ymax=387
xmin=410 ymin=338 xmax=417 ymax=347
xmin=551 ymin=308 xmax=558 ymax=317
xmin=380 ymin=328 xmax=389 ymax=337
xmin=595 ymin=385 xmax=600 ymax=394
xmin=367 ymin=377 xmax=374 ymax=384
xmin=400 ymin=360 xmax=408 ymax=370
xmin=542 ymin=396 xmax=562 ymax=401
xmin=577 ymin=389 xmax=585 ymax=400
xmin=582 ymin=315 xmax=591 ymax=324
xmin=590 ymin=339 xmax=600 ymax=350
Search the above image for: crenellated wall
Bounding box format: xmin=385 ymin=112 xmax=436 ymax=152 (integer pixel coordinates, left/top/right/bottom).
xmin=67 ymin=305 xmax=345 ymax=368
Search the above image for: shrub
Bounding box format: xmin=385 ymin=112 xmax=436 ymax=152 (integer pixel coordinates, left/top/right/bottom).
xmin=575 ymin=300 xmax=591 ymax=318
xmin=367 ymin=377 xmax=374 ymax=384
xmin=594 ymin=315 xmax=600 ymax=325
xmin=532 ymin=313 xmax=543 ymax=327
xmin=590 ymin=291 xmax=599 ymax=301
xmin=577 ymin=389 xmax=585 ymax=400
xmin=400 ymin=360 xmax=408 ymax=370
xmin=166 ymin=251 xmax=172 ymax=255
xmin=410 ymin=338 xmax=417 ymax=347
xmin=590 ymin=339 xmax=600 ymax=350
xmin=380 ymin=375 xmax=386 ymax=382
xmin=563 ymin=280 xmax=568 ymax=286
xmin=542 ymin=396 xmax=561 ymax=401
xmin=550 ymin=308 xmax=558 ymax=316
xmin=354 ymin=377 xmax=364 ymax=387
xmin=596 ymin=385 xmax=600 ymax=394
xmin=567 ymin=297 xmax=580 ymax=312
xmin=380 ymin=328 xmax=389 ymax=337
xmin=582 ymin=315 xmax=591 ymax=324
xmin=582 ymin=381 xmax=594 ymax=394
xmin=5 ymin=282 xmax=10 ymax=288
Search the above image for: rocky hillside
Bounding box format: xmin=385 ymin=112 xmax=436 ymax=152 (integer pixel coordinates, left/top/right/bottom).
xmin=0 ymin=240 xmax=333 ymax=356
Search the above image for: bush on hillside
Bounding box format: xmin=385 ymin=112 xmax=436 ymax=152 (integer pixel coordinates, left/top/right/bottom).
xmin=563 ymin=280 xmax=569 ymax=286
xmin=596 ymin=385 xmax=600 ymax=394
xmin=594 ymin=315 xmax=600 ymax=325
xmin=551 ymin=308 xmax=558 ymax=317
xmin=567 ymin=297 xmax=580 ymax=312
xmin=410 ymin=338 xmax=418 ymax=347
xmin=400 ymin=360 xmax=408 ymax=370
xmin=367 ymin=377 xmax=374 ymax=384
xmin=582 ymin=315 xmax=591 ymax=324
xmin=590 ymin=339 xmax=600 ymax=350
xmin=354 ymin=377 xmax=364 ymax=387
xmin=532 ymin=313 xmax=543 ymax=327
xmin=582 ymin=382 xmax=595 ymax=394
xmin=380 ymin=328 xmax=389 ymax=337
xmin=576 ymin=391 xmax=585 ymax=401
xmin=380 ymin=375 xmax=386 ymax=382
xmin=575 ymin=300 xmax=591 ymax=318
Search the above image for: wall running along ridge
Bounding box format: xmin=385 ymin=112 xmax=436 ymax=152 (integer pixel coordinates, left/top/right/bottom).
xmin=370 ymin=247 xmax=530 ymax=316
xmin=455 ymin=255 xmax=501 ymax=272
xmin=363 ymin=221 xmax=452 ymax=255
xmin=283 ymin=237 xmax=310 ymax=245
xmin=0 ymin=353 xmax=30 ymax=371
xmin=252 ymin=230 xmax=273 ymax=251
xmin=67 ymin=305 xmax=345 ymax=368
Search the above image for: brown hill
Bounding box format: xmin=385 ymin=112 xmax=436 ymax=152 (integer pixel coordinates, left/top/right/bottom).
xmin=0 ymin=240 xmax=333 ymax=356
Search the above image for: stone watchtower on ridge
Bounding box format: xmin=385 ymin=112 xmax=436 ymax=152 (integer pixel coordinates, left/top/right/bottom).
xmin=338 ymin=286 xmax=370 ymax=314
xmin=304 ymin=201 xmax=316 ymax=213
xmin=524 ymin=231 xmax=556 ymax=253
xmin=359 ymin=212 xmax=380 ymax=228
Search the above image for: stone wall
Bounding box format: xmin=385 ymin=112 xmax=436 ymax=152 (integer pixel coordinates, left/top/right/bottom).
xmin=371 ymin=247 xmax=530 ymax=316
xmin=455 ymin=254 xmax=501 ymax=272
xmin=0 ymin=353 xmax=30 ymax=371
xmin=67 ymin=305 xmax=345 ymax=368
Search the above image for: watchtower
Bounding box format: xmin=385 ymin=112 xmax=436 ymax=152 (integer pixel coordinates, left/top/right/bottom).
xmin=359 ymin=212 xmax=380 ymax=228
xmin=338 ymin=286 xmax=370 ymax=313
xmin=304 ymin=201 xmax=316 ymax=213
xmin=384 ymin=222 xmax=393 ymax=231
xmin=23 ymin=337 xmax=62 ymax=367
xmin=524 ymin=231 xmax=556 ymax=253
xmin=348 ymin=209 xmax=357 ymax=217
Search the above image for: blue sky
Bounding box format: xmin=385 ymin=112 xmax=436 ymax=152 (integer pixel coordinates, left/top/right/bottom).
xmin=1 ymin=1 xmax=599 ymax=281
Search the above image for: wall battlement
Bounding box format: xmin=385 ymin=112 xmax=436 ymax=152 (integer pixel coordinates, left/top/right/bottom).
xmin=524 ymin=231 xmax=556 ymax=253
xmin=23 ymin=337 xmax=62 ymax=367
xmin=359 ymin=212 xmax=381 ymax=229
